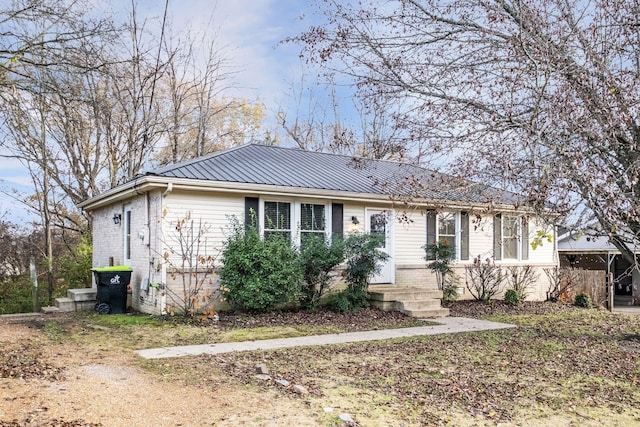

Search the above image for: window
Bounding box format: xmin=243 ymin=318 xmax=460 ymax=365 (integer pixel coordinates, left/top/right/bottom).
xmin=370 ymin=212 xmax=387 ymax=249
xmin=264 ymin=201 xmax=291 ymax=241
xmin=124 ymin=205 xmax=132 ymax=265
xmin=426 ymin=211 xmax=469 ymax=261
xmin=300 ymin=203 xmax=326 ymax=248
xmin=494 ymin=214 xmax=529 ymax=261
xmin=437 ymin=212 xmax=456 ymax=255
xmin=502 ymin=215 xmax=519 ymax=259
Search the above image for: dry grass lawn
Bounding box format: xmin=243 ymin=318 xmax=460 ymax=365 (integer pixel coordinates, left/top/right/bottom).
xmin=1 ymin=303 xmax=639 ymax=426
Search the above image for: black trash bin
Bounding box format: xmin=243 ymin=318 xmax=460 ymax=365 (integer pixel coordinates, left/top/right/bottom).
xmin=91 ymin=266 xmax=133 ymax=314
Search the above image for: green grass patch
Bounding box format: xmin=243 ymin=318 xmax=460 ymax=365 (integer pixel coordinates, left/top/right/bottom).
xmin=76 ymin=311 xmax=164 ymax=327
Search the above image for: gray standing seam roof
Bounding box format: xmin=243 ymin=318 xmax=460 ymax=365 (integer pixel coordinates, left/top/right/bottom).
xmin=145 ymin=144 xmax=520 ymax=205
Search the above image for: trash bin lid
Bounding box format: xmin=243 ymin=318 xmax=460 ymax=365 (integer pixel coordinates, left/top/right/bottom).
xmin=91 ymin=265 xmax=133 ymax=272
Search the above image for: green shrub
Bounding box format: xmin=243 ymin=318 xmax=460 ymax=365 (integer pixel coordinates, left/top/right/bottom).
xmin=332 ymin=233 xmax=389 ymax=312
xmin=574 ymin=292 xmax=592 ymax=308
xmin=57 ymin=233 xmax=93 ymax=288
xmin=326 ymin=289 xmax=353 ymax=313
xmin=326 ymin=287 xmax=371 ymax=313
xmin=299 ymin=235 xmax=345 ymax=310
xmin=0 ymin=275 xmax=35 ymax=314
xmin=442 ymin=276 xmax=460 ymax=302
xmin=424 ymin=240 xmax=455 ymax=291
xmin=504 ymin=289 xmax=524 ymax=305
xmin=219 ymin=220 xmax=302 ymax=312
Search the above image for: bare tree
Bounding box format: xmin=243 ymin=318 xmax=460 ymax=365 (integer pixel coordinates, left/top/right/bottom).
xmin=0 ymin=0 xmax=115 ymax=92
xmin=277 ymin=72 xmax=416 ymax=160
xmin=292 ymin=0 xmax=640 ymax=262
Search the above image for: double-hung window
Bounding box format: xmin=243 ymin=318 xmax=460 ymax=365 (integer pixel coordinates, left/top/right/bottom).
xmin=262 ymin=200 xmax=330 ymax=247
xmin=494 ymin=214 xmax=529 ymax=261
xmin=437 ymin=212 xmax=456 ymax=255
xmin=502 ymin=215 xmax=519 ymax=259
xmin=300 ymin=203 xmax=326 ymax=248
xmin=426 ymin=211 xmax=470 ymax=261
xmin=264 ymin=201 xmax=291 ymax=242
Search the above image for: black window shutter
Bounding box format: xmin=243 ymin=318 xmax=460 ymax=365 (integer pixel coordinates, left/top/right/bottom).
xmin=245 ymin=197 xmax=259 ymax=230
xmin=494 ymin=214 xmax=502 ymax=261
xmin=460 ymin=211 xmax=470 ymax=261
xmin=521 ymin=216 xmax=529 ymax=261
xmin=332 ymin=203 xmax=343 ymax=239
xmin=426 ymin=210 xmax=436 ymax=260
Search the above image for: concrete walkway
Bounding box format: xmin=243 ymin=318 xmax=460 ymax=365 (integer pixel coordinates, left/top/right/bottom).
xmin=136 ymin=316 xmax=516 ymax=360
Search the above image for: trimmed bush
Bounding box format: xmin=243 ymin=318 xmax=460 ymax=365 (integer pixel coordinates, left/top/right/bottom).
xmin=219 ymin=221 xmax=302 ymax=312
xmin=443 ymin=277 xmax=460 ymax=302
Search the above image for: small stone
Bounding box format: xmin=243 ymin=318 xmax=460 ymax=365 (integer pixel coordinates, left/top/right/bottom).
xmin=293 ymin=384 xmax=309 ymax=395
xmin=323 ymin=407 xmax=334 ymax=413
xmin=339 ymin=413 xmax=354 ymax=423
xmin=255 ymin=374 xmax=271 ymax=381
xmin=255 ymin=364 xmax=269 ymax=374
xmin=275 ymin=378 xmax=290 ymax=387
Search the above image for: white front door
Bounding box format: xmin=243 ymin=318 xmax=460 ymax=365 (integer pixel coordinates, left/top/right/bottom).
xmin=366 ymin=208 xmax=394 ymax=284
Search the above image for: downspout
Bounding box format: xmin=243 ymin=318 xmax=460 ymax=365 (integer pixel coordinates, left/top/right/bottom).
xmin=159 ymin=182 xmax=173 ymax=315
xmin=162 ymin=182 xmax=173 ymax=197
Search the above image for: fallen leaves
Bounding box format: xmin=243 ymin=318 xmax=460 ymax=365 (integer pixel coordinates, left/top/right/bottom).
xmin=0 ymin=344 xmax=65 ymax=381
xmin=207 ymin=302 xmax=640 ymax=425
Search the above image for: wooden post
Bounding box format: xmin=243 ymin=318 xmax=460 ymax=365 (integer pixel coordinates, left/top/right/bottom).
xmin=608 ymin=272 xmax=614 ymax=312
xmin=30 ymin=257 xmax=38 ymax=313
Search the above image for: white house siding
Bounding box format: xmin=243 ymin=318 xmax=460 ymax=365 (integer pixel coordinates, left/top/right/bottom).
xmin=160 ymin=190 xmax=245 ymax=314
xmin=393 ymin=209 xmax=434 ymax=288
xmin=91 ymin=187 xmax=558 ymax=313
xmin=343 ymin=203 xmax=366 ymax=235
xmin=468 ymin=214 xmax=495 ymax=261
xmin=457 ymin=214 xmax=557 ymax=301
xmin=161 ymin=190 xmax=246 ymax=263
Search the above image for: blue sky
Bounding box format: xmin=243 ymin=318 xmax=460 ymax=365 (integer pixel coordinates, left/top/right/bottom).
xmin=0 ymin=0 xmax=329 ymax=222
xmin=164 ymin=0 xmax=313 ymax=103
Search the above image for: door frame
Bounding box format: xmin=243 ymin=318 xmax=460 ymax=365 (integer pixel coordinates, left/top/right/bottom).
xmin=365 ymin=207 xmax=394 ymax=284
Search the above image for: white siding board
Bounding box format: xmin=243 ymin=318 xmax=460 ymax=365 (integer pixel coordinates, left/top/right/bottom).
xmin=343 ymin=204 xmax=366 ymax=235
xmin=469 ymin=215 xmax=495 ymax=262
xmin=162 ymin=190 xmax=245 ymax=267
xmin=394 ymin=210 xmax=426 ymax=266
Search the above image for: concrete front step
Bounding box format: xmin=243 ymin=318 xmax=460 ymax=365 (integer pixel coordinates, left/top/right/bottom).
xmin=369 ymin=287 xmax=443 ymax=301
xmin=400 ymin=300 xmax=443 ymax=311
xmin=55 ymin=297 xmax=96 ymax=312
xmin=55 ymin=297 xmax=75 ymax=312
xmin=68 ymin=288 xmax=97 ymax=301
xmin=368 ymin=286 xmax=449 ymax=318
xmin=40 ymin=306 xmax=61 ymax=314
xmin=402 ymin=308 xmax=450 ymax=318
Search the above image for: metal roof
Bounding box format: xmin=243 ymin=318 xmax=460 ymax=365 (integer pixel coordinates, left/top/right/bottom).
xmin=145 ymin=144 xmax=520 ymax=205
xmin=557 ymin=231 xmax=640 ymax=253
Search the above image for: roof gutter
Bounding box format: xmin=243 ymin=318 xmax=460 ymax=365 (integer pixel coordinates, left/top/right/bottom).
xmin=78 ymin=175 xmax=535 ymax=214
